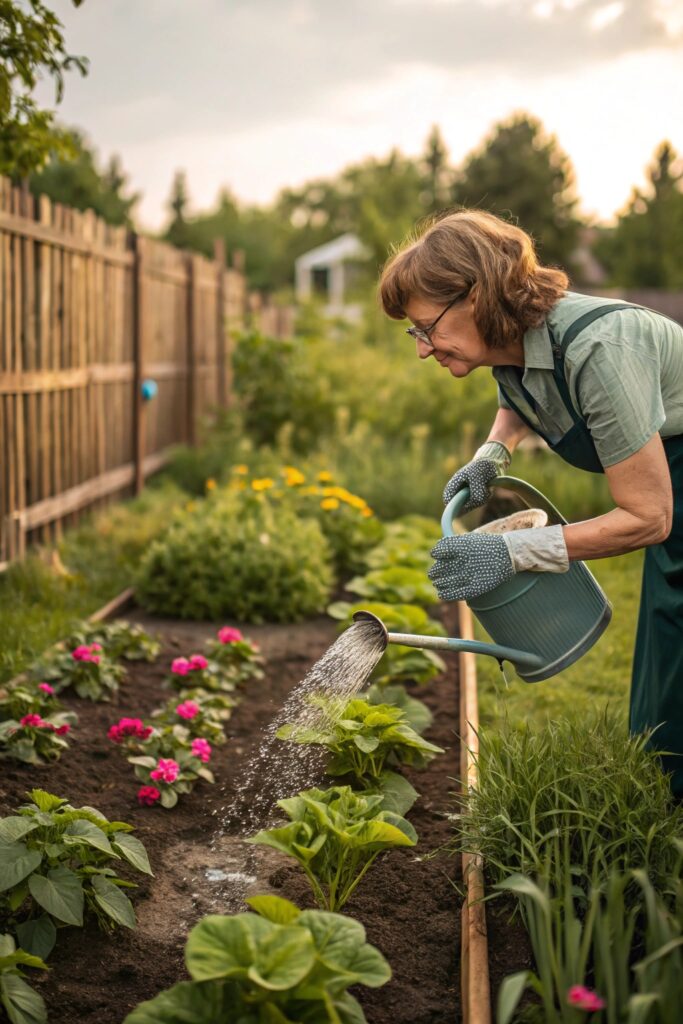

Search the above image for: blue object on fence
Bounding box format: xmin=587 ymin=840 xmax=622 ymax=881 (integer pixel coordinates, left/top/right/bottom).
xmin=141 ymin=379 xmax=158 ymax=401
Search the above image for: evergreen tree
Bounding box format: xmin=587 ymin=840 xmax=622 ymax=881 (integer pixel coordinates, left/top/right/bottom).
xmin=164 ymin=170 xmax=192 ymax=249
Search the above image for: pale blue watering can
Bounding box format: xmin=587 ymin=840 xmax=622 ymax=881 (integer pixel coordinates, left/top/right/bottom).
xmin=354 ymin=476 xmax=612 ymax=682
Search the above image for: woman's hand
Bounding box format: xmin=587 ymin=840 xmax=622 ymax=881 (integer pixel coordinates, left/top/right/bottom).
xmin=443 ymin=441 xmax=511 ymax=512
xmin=563 ymin=434 xmax=673 ymax=560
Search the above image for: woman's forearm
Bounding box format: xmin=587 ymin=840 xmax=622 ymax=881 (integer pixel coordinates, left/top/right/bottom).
xmin=563 ymin=507 xmax=670 ymax=561
xmin=486 ymin=407 xmax=531 ymax=454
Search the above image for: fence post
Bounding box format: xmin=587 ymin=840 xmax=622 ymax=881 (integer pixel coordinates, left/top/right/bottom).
xmin=132 ymin=233 xmax=145 ymax=494
xmin=213 ymin=238 xmax=228 ymax=408
xmin=186 ymin=252 xmax=197 ymax=445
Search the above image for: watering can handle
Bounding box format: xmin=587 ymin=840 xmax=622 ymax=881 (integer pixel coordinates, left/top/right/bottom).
xmin=440 ymin=475 xmax=568 ymax=538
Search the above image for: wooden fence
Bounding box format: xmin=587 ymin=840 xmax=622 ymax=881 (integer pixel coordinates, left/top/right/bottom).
xmin=0 ymin=177 xmax=289 ymax=570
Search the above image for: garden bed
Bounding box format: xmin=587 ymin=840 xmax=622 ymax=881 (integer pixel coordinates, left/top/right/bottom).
xmin=0 ymin=607 xmax=462 ymax=1024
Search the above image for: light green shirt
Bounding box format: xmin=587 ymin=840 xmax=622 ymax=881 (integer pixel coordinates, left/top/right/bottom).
xmin=493 ymin=291 xmax=683 ymax=467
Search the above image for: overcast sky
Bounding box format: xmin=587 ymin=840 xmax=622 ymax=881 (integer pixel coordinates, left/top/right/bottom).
xmin=35 ymin=0 xmax=683 ymax=230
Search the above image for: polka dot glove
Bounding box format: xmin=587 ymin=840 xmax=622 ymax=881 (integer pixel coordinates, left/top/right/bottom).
xmin=428 ymin=533 xmax=515 ymax=602
xmin=442 ymin=441 xmax=512 ymax=513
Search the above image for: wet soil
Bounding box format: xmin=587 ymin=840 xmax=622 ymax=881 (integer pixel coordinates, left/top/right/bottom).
xmin=0 ymin=608 xmax=466 ymax=1023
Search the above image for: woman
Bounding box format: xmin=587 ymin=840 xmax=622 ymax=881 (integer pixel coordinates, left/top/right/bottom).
xmin=379 ymin=209 xmax=683 ymax=794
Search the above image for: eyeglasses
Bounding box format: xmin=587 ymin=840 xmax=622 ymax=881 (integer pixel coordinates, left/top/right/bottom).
xmin=406 ymin=287 xmax=471 ymax=348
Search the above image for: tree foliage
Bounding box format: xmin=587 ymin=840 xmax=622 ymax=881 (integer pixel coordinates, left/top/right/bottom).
xmin=0 ymin=0 xmax=88 ymax=176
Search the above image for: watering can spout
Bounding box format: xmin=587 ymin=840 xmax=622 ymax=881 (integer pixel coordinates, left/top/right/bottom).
xmin=352 ymin=610 xmax=545 ymax=674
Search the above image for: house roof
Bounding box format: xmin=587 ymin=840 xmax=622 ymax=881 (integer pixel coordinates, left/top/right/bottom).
xmin=295 ymin=233 xmax=369 ymax=270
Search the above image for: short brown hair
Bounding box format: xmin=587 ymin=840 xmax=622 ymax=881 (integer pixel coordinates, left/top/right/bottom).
xmin=379 ymin=209 xmax=569 ymax=348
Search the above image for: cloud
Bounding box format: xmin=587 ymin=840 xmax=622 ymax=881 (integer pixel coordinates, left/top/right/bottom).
xmin=42 ymin=0 xmax=680 ymax=145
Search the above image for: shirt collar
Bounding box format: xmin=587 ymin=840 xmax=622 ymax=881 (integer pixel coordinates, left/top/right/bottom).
xmin=521 ymin=321 xmax=555 ymax=370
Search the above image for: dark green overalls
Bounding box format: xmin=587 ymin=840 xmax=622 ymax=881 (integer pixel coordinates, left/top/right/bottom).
xmin=498 ymin=303 xmax=683 ymax=796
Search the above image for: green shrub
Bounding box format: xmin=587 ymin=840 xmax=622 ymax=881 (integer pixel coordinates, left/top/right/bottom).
xmin=346 ymin=566 xmax=438 ymax=606
xmin=0 ymin=684 xmax=76 ymax=765
xmin=136 ymin=489 xmax=334 ymax=622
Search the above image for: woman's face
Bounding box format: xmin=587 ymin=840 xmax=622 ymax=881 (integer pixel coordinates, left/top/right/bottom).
xmin=404 ymin=293 xmax=523 ymax=375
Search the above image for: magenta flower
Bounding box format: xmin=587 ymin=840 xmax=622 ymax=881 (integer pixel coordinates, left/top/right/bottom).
xmin=150 ymin=758 xmax=180 ymax=783
xmin=91 ymin=655 xmax=101 ymax=665
xmin=108 ymin=718 xmax=153 ymax=743
xmin=20 ymin=713 xmax=45 ymax=727
xmin=568 ymin=986 xmax=606 ymax=1012
xmin=90 ymin=642 xmax=103 ymax=652
xmin=191 ymin=738 xmax=212 ymax=763
xmin=171 ymin=657 xmax=191 ymax=676
xmin=176 ymin=700 xmax=200 ymax=720
xmin=189 ymin=654 xmax=208 ymax=671
xmin=53 ymin=723 xmax=71 ymax=736
xmin=218 ymin=626 xmax=243 ymax=644
xmin=72 ymin=645 xmax=92 ymax=661
xmin=137 ymin=786 xmax=161 ymax=806
xmin=38 ymin=682 xmax=55 ymax=695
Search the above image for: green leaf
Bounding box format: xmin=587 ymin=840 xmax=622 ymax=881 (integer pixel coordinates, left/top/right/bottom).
xmin=25 ymin=791 xmax=64 ymax=813
xmin=111 ymin=834 xmax=153 ymax=876
xmin=90 ymin=875 xmax=136 ymax=929
xmin=160 ymin=789 xmax=178 ymax=809
xmin=122 ymin=980 xmax=225 ymax=1024
xmin=246 ymin=895 xmax=301 ymax=925
xmin=186 ymin=914 xmax=270 ymax=981
xmin=353 ymin=735 xmax=379 ymax=753
xmin=63 ymin=820 xmax=114 ymax=856
xmin=373 ymin=771 xmax=418 ymax=816
xmin=247 ymin=925 xmax=316 ymax=991
xmin=28 ymin=867 xmax=83 ymax=926
xmin=0 ymin=973 xmax=47 ymax=1024
xmin=0 ymin=819 xmax=40 ymax=844
xmin=298 ymin=911 xmax=390 ymax=988
xmin=14 ymin=917 xmax=56 ymax=961
xmin=0 ymin=844 xmax=42 ymax=893
xmin=497 ymin=972 xmax=529 ymax=1024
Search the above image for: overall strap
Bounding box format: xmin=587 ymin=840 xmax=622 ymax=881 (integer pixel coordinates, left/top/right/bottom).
xmin=556 ymin=303 xmax=645 ymax=355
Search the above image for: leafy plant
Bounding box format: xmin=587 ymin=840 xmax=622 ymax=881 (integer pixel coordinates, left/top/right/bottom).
xmin=67 ymin=620 xmax=161 ymax=662
xmin=166 ymin=654 xmax=237 ymax=695
xmin=0 ymin=684 xmax=76 ymax=765
xmin=278 ymin=697 xmax=444 ymax=785
xmin=0 ymin=933 xmax=48 ymax=1024
xmin=128 ymin=749 xmax=214 ymax=809
xmin=136 ymin=488 xmax=334 ymax=622
xmin=150 ymin=693 xmax=234 ymax=747
xmin=123 ymin=894 xmax=390 ymax=1023
xmin=366 ymin=682 xmax=433 ymax=734
xmin=36 ymin=644 xmax=125 ymax=701
xmin=203 ymin=627 xmax=265 ymax=686
xmin=0 ymin=790 xmax=152 ymax=959
xmin=346 ymin=566 xmax=438 ymax=607
xmin=249 ymin=786 xmax=417 ymax=911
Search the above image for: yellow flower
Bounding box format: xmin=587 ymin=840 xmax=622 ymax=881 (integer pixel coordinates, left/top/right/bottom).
xmin=300 ymin=485 xmax=321 ymax=496
xmin=205 ymin=478 xmax=217 ymax=491
xmin=233 ymin=464 xmax=249 ymax=475
xmin=320 ymin=498 xmax=340 ymax=511
xmin=317 ymin=471 xmax=333 ymax=482
xmin=361 ymin=507 xmax=373 ymax=517
xmin=284 ymin=468 xmax=305 ymax=486
xmin=252 ymin=478 xmax=275 ymax=491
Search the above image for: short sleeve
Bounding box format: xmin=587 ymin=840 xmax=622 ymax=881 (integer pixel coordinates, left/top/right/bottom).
xmin=568 ymin=312 xmax=666 ymax=468
xmin=497 ymin=383 xmax=512 ymax=410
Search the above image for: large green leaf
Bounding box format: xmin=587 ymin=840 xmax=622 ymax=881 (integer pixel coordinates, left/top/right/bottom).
xmin=371 ymin=771 xmax=418 ymax=816
xmin=366 ymin=684 xmax=433 ymax=734
xmin=246 ymin=895 xmax=300 ymax=925
xmin=111 ymin=834 xmax=153 ymax=876
xmin=497 ymin=972 xmax=529 ymax=1024
xmin=90 ymin=875 xmax=136 ymax=929
xmin=0 ymin=973 xmax=47 ymax=1024
xmin=247 ymin=926 xmax=316 ymax=991
xmin=186 ymin=914 xmax=270 ymax=981
xmin=0 ymin=844 xmax=42 ymax=893
xmin=25 ymin=791 xmax=64 ymax=813
xmin=14 ymin=917 xmax=57 ymax=961
xmin=298 ymin=911 xmax=390 ymax=988
xmin=349 ymin=820 xmax=416 ymax=850
xmin=353 ymin=735 xmax=379 ymax=753
xmin=63 ymin=820 xmax=114 ymax=856
xmin=122 ymin=980 xmax=226 ymax=1024
xmin=0 ymin=819 xmax=40 ymax=844
xmin=28 ymin=867 xmax=84 ymax=926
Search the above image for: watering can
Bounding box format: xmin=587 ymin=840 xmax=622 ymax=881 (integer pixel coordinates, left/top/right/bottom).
xmin=353 ymin=476 xmax=612 ymax=682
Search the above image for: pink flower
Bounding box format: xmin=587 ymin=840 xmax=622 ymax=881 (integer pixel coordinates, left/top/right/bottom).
xmin=176 ymin=700 xmax=200 ymax=720
xmin=568 ymin=986 xmax=606 ymax=1012
xmin=108 ymin=718 xmax=152 ymax=743
xmin=137 ymin=786 xmax=161 ymax=806
xmin=38 ymin=682 xmax=55 ymax=695
xmin=191 ymin=738 xmax=212 ymax=763
xmin=52 ymin=723 xmax=71 ymax=736
xmin=189 ymin=654 xmax=208 ymax=671
xmin=91 ymin=655 xmax=101 ymax=665
xmin=150 ymin=758 xmax=180 ymax=783
xmin=218 ymin=627 xmax=243 ymax=644
xmin=72 ymin=645 xmax=92 ymax=661
xmin=171 ymin=657 xmax=191 ymax=676
xmin=90 ymin=642 xmax=103 ymax=652
xmin=20 ymin=714 xmax=45 ymax=727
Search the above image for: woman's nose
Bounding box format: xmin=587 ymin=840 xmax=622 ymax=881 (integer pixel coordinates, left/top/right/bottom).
xmin=416 ymin=339 xmax=434 ymax=360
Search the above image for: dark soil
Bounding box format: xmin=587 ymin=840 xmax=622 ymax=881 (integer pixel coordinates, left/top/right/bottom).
xmin=0 ymin=608 xmax=466 ymax=1023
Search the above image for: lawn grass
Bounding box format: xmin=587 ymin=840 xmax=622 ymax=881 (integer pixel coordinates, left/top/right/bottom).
xmin=476 ymin=550 xmax=643 ymax=728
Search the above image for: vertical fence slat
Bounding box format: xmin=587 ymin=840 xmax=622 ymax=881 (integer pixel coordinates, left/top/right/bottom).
xmin=132 ymin=233 xmax=145 ymax=494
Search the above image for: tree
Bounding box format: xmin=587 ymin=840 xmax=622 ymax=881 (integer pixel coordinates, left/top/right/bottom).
xmin=420 ymin=124 xmax=453 ymax=214
xmin=0 ymin=0 xmax=89 ymax=176
xmin=596 ymin=141 xmax=683 ymax=289
xmin=164 ymin=170 xmax=193 ymax=249
xmin=452 ymin=113 xmax=581 ymax=268
xmin=29 ymin=129 xmax=140 ymax=225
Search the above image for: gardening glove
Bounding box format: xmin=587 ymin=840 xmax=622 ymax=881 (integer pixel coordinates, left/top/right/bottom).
xmin=428 ymin=526 xmax=569 ymax=602
xmin=442 ymin=441 xmax=512 ymax=514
